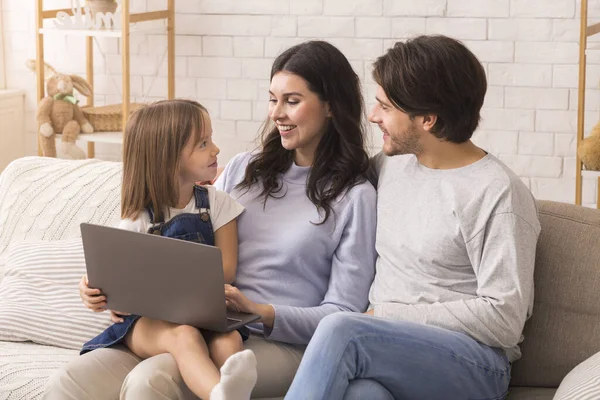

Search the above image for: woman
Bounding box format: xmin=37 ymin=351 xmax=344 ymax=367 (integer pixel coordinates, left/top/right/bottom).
xmin=43 ymin=41 xmax=377 ymax=400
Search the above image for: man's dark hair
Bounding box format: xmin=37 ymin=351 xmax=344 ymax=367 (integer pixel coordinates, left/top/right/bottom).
xmin=372 ymin=35 xmax=487 ymax=143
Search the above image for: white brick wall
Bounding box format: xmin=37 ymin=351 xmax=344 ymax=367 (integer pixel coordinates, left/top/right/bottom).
xmin=2 ymin=0 xmax=599 ymax=205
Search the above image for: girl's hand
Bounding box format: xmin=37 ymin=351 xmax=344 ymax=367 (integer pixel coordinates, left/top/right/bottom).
xmin=225 ymin=284 xmax=275 ymax=328
xmin=109 ymin=310 xmax=131 ymax=323
xmin=79 ymin=274 xmax=107 ymax=312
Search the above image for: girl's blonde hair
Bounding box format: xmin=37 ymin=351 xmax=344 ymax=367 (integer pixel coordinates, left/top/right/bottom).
xmin=121 ymin=99 xmax=208 ymax=222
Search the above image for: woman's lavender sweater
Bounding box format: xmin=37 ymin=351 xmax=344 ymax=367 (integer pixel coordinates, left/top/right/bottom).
xmin=214 ymin=152 xmax=377 ymax=345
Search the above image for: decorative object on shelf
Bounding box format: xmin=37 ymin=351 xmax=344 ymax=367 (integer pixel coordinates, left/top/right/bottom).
xmin=26 ymin=60 xmax=94 ymax=159
xmin=578 ymin=120 xmax=600 ymax=171
xmin=82 ymin=103 xmax=145 ymax=132
xmin=86 ymin=0 xmax=117 ymax=16
xmin=53 ymin=0 xmax=121 ymax=31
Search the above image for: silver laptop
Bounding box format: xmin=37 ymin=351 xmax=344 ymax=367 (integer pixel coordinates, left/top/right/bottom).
xmin=80 ymin=223 xmax=260 ymax=332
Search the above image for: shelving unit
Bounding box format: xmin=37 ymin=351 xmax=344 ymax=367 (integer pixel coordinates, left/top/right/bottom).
xmin=34 ymin=0 xmax=175 ymax=158
xmin=576 ymin=0 xmax=600 ymax=209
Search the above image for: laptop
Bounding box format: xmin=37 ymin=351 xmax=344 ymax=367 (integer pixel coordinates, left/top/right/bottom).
xmin=80 ymin=223 xmax=260 ymax=332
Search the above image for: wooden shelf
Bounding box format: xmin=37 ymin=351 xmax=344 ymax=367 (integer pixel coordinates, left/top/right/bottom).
xmin=39 ymin=26 xmax=165 ymax=38
xmin=582 ymin=170 xmax=600 ymax=178
xmin=575 ymin=0 xmax=600 ymax=209
xmin=587 ymin=22 xmax=600 ymax=37
xmin=35 ymin=0 xmax=175 ymax=160
xmin=56 ymin=131 xmax=123 ymax=145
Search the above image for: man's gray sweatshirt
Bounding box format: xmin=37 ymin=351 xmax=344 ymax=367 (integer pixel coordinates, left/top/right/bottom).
xmin=368 ymin=152 xmax=541 ymax=362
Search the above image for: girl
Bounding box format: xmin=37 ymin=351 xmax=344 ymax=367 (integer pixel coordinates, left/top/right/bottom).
xmin=79 ymin=99 xmax=257 ymax=400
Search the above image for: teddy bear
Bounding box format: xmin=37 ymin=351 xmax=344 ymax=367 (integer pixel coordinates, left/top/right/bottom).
xmin=26 ymin=60 xmax=93 ymax=159
xmin=578 ymin=119 xmax=600 ymax=171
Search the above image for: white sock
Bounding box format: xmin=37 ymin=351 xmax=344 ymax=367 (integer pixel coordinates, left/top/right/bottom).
xmin=210 ymin=349 xmax=258 ymax=400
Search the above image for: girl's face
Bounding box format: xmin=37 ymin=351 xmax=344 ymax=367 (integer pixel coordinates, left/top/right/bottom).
xmin=179 ymin=112 xmax=220 ymax=185
xmin=268 ymin=71 xmax=331 ymax=166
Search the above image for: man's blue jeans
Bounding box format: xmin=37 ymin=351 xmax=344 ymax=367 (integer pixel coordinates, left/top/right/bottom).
xmin=285 ymin=313 xmax=511 ymax=400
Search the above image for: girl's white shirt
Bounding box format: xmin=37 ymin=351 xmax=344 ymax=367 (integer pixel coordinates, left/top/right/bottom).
xmin=118 ymin=185 xmax=245 ymax=233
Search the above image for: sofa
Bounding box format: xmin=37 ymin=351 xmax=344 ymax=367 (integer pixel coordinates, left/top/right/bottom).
xmin=0 ymin=156 xmax=599 ymax=400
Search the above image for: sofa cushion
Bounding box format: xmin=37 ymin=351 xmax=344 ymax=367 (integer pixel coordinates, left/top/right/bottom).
xmin=0 ymin=239 xmax=112 ymax=349
xmin=510 ymin=200 xmax=600 ymax=388
xmin=0 ymin=157 xmax=122 ymax=285
xmin=554 ymin=350 xmax=600 ymax=400
xmin=507 ymin=387 xmax=556 ymax=400
xmin=0 ymin=341 xmax=77 ymax=399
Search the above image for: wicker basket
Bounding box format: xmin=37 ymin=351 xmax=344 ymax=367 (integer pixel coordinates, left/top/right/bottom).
xmin=86 ymin=0 xmax=118 ymax=16
xmin=82 ymin=103 xmax=145 ymax=132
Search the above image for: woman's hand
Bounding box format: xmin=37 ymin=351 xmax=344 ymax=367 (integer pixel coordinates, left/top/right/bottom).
xmin=225 ymin=284 xmax=275 ymax=328
xmin=225 ymin=284 xmax=257 ymax=314
xmin=79 ymin=274 xmax=106 ymax=312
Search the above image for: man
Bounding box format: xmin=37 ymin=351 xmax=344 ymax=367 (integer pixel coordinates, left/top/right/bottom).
xmin=285 ymin=35 xmax=541 ymax=400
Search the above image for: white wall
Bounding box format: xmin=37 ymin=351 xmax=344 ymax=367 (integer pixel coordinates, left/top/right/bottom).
xmin=2 ymin=0 xmax=599 ymax=205
xmin=0 ymin=0 xmax=5 ymax=90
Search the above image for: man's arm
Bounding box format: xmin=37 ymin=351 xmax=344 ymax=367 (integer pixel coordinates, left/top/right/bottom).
xmin=373 ymin=212 xmax=539 ymax=351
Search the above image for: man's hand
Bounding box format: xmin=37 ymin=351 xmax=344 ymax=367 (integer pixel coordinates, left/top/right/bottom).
xmin=365 ymin=309 xmax=374 ymax=316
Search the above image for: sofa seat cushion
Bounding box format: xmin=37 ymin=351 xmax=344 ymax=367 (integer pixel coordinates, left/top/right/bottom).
xmin=0 ymin=341 xmax=77 ymax=399
xmin=0 ymin=339 xmax=286 ymax=400
xmin=507 ymin=386 xmax=556 ymax=400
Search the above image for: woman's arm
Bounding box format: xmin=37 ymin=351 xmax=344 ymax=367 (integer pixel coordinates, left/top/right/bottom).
xmin=225 ymin=184 xmax=378 ymax=345
xmin=214 ymin=219 xmax=239 ymax=284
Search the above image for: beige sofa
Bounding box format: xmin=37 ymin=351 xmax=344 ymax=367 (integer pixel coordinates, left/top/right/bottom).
xmin=508 ymin=200 xmax=600 ymax=399
xmin=0 ymin=157 xmax=599 ymax=399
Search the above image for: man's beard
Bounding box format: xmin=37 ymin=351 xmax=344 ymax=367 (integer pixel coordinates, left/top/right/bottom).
xmin=383 ymin=125 xmax=422 ymax=157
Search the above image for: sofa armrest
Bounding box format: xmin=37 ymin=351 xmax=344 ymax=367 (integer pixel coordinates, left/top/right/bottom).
xmin=555 ymin=351 xmax=600 ymax=399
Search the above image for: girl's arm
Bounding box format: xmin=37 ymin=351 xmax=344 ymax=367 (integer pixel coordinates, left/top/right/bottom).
xmin=214 ymin=219 xmax=239 ymax=284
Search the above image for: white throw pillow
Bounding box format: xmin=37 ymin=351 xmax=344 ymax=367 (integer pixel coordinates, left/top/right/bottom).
xmin=555 ymin=351 xmax=600 ymax=400
xmin=0 ymin=239 xmax=112 ymax=350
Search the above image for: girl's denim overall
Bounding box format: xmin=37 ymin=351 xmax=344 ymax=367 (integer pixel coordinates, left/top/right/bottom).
xmin=81 ymin=185 xmax=248 ymax=355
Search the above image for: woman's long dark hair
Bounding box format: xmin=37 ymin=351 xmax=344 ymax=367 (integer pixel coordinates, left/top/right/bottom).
xmin=237 ymin=41 xmax=370 ymax=224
